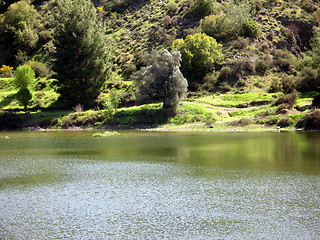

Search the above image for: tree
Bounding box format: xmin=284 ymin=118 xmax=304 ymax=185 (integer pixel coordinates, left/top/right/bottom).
xmin=53 ymin=0 xmax=113 ymax=108
xmin=296 ymin=34 xmax=320 ymax=92
xmin=1 ymin=1 xmax=40 ymax=51
xmin=133 ymin=49 xmax=188 ymax=115
xmin=12 ymin=65 xmax=35 ymax=110
xmin=172 ymin=33 xmax=223 ymax=90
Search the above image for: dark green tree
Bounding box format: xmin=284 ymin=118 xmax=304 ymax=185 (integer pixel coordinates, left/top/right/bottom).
xmin=53 ymin=0 xmax=113 ymax=107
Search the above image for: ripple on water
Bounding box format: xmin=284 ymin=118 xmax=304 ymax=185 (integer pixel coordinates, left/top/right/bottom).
xmin=0 ymin=161 xmax=319 ymax=239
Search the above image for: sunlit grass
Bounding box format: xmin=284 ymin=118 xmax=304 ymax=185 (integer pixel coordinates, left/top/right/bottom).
xmin=197 ymin=92 xmax=278 ymax=107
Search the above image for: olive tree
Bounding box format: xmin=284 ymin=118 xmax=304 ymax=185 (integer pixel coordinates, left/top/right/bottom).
xmin=53 ymin=0 xmax=113 ymax=108
xmin=133 ymin=49 xmax=188 ymax=115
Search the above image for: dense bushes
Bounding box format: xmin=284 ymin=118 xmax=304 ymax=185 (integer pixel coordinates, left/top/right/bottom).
xmin=1 ymin=1 xmax=40 ymax=54
xmin=199 ymin=1 xmax=260 ymax=42
xmin=191 ymin=0 xmax=216 ymax=17
xmin=200 ymin=14 xmax=232 ymax=42
xmin=303 ymin=110 xmax=320 ymax=130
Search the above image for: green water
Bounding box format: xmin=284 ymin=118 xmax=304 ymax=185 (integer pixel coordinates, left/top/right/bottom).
xmin=0 ymin=131 xmax=319 ymax=239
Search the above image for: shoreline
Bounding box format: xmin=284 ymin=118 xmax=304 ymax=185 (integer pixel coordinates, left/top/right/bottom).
xmin=0 ymin=122 xmax=305 ymax=133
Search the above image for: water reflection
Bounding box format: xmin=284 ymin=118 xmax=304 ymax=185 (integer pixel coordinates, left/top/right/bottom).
xmin=0 ymin=131 xmax=319 ymax=239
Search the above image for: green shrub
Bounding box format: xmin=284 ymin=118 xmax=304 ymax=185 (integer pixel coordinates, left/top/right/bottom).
xmin=223 ymin=1 xmax=252 ymax=37
xmin=27 ymin=61 xmax=51 ymax=78
xmin=200 ymin=14 xmax=234 ymax=41
xmin=201 ymin=71 xmax=219 ymax=92
xmin=165 ymin=0 xmax=179 ymax=16
xmin=255 ymin=59 xmax=269 ymax=75
xmin=268 ymin=76 xmax=283 ymax=93
xmin=191 ymin=0 xmax=215 ymax=17
xmin=172 ymin=33 xmax=222 ymax=90
xmin=281 ymin=74 xmax=296 ymax=93
xmin=296 ymin=67 xmax=319 ymax=92
xmin=304 ymin=110 xmax=320 ymax=130
xmin=274 ymin=50 xmax=295 ymax=72
xmin=231 ymin=37 xmax=249 ymax=49
xmin=277 ymin=117 xmax=293 ymax=128
xmin=242 ymin=20 xmax=261 ymax=38
xmin=274 ymin=92 xmax=297 ymax=109
xmin=14 ymin=28 xmax=39 ymax=50
xmin=269 ymin=74 xmax=296 ymax=93
xmin=229 ymin=118 xmax=251 ymax=126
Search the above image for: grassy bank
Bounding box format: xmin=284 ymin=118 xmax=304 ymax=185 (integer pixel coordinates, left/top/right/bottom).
xmin=0 ymin=90 xmax=317 ymax=132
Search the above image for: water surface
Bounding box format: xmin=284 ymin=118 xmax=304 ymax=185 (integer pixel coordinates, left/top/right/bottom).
xmin=0 ymin=131 xmax=319 ymax=239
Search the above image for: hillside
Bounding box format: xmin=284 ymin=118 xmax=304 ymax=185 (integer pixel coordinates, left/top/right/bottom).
xmin=0 ymin=0 xmax=320 ymax=131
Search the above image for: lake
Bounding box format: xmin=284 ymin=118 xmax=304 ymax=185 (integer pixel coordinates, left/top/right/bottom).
xmin=0 ymin=131 xmax=319 ymax=239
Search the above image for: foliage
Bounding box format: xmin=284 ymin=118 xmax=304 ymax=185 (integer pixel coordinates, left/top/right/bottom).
xmin=12 ymin=65 xmax=34 ymax=89
xmin=12 ymin=65 xmax=35 ymax=110
xmin=101 ymin=89 xmax=121 ymax=118
xmin=255 ymin=59 xmax=269 ymax=75
xmin=200 ymin=14 xmax=232 ymax=42
xmin=274 ymin=50 xmax=295 ymax=72
xmin=92 ymin=131 xmax=120 ymax=137
xmin=296 ymin=66 xmax=319 ymax=92
xmin=15 ymin=87 xmax=32 ymax=110
xmin=172 ymin=33 xmax=222 ymax=90
xmin=0 ymin=111 xmax=23 ymax=130
xmin=197 ymin=92 xmax=275 ymax=107
xmin=277 ymin=117 xmax=294 ymax=128
xmin=0 ymin=65 xmax=13 ymax=77
xmin=133 ymin=49 xmax=188 ymax=115
xmin=273 ymin=92 xmax=297 ymax=109
xmin=14 ymin=27 xmax=39 ymax=50
xmin=296 ymin=34 xmax=320 ymax=92
xmin=312 ymin=94 xmax=320 ymax=108
xmin=191 ymin=0 xmax=216 ymax=17
xmin=242 ymin=20 xmax=261 ymax=38
xmin=197 ymin=1 xmax=259 ymax=42
xmin=27 ymin=61 xmax=51 ymax=78
xmin=2 ymin=1 xmax=40 ymax=31
xmin=53 ymin=0 xmax=113 ymax=108
xmin=303 ymin=110 xmax=320 ymax=130
xmin=170 ymin=102 xmax=216 ymax=124
xmin=1 ymin=1 xmax=40 ymax=52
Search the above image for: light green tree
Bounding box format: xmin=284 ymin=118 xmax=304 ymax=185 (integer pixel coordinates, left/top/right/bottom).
xmin=12 ymin=65 xmax=35 ymax=110
xmin=53 ymin=0 xmax=113 ymax=108
xmin=172 ymin=33 xmax=223 ymax=90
